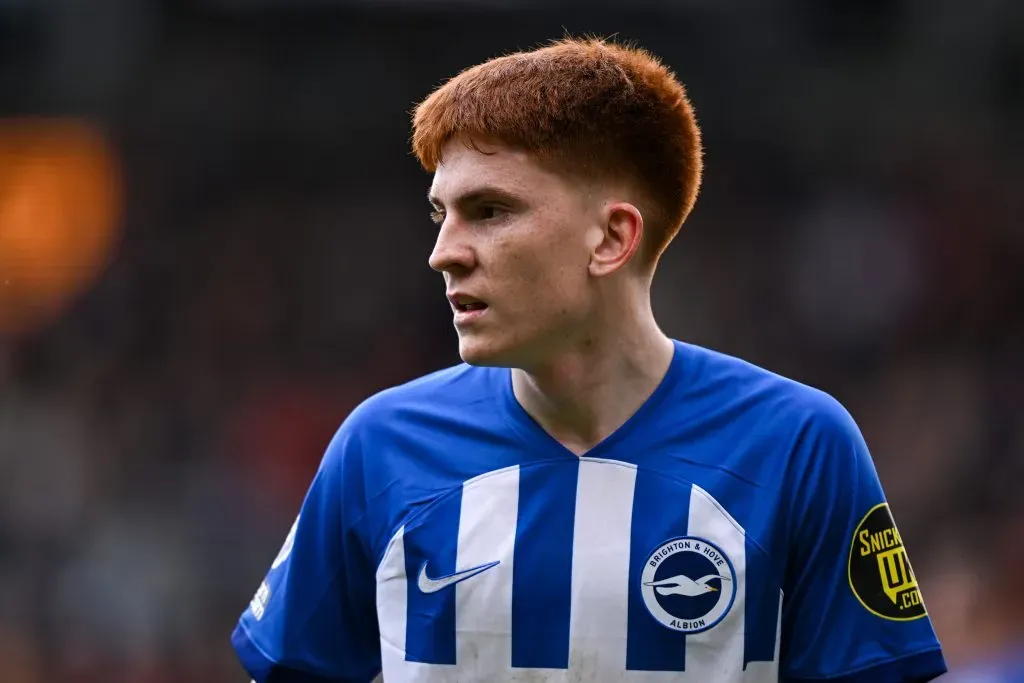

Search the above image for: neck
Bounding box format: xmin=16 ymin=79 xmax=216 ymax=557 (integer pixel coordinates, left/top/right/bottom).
xmin=511 ymin=300 xmax=674 ymax=456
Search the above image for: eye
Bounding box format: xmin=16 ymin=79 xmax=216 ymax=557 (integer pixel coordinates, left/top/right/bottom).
xmin=429 ymin=209 xmax=446 ymax=225
xmin=478 ymin=205 xmax=506 ymax=221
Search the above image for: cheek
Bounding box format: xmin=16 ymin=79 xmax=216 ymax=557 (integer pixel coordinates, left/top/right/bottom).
xmin=509 ymin=250 xmax=589 ymax=319
xmin=504 ymin=242 xmax=570 ymax=292
xmin=543 ymin=233 xmax=591 ymax=293
xmin=490 ymin=219 xmax=590 ymax=311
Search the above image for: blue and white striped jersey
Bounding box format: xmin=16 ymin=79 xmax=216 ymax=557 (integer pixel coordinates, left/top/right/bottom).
xmin=232 ymin=341 xmax=946 ymax=683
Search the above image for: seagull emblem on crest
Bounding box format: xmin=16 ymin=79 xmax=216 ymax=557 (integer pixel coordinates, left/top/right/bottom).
xmin=644 ymin=574 xmax=732 ymax=597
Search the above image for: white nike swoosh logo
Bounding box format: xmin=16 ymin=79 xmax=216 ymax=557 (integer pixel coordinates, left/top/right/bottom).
xmin=417 ymin=560 xmax=500 ymax=594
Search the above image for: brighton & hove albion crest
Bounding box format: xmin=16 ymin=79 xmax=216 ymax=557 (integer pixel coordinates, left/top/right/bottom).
xmin=641 ymin=536 xmax=736 ymax=633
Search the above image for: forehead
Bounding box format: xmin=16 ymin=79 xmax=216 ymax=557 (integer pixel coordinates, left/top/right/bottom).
xmin=428 ymin=137 xmax=576 ymax=203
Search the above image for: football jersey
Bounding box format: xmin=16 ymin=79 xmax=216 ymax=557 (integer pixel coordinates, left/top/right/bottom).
xmin=232 ymin=340 xmax=947 ymax=683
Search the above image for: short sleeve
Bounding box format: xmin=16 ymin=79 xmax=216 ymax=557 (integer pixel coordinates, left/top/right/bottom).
xmin=780 ymin=396 xmax=947 ymax=683
xmin=231 ymin=425 xmax=381 ymax=683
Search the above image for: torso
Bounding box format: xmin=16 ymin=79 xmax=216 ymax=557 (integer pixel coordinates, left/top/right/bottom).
xmin=358 ymin=345 xmax=799 ymax=682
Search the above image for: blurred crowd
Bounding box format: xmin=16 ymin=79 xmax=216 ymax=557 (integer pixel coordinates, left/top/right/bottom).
xmin=0 ymin=1 xmax=1022 ymax=681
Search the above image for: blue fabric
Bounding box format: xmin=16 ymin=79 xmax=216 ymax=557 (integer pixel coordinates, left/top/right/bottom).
xmin=232 ymin=340 xmax=945 ymax=682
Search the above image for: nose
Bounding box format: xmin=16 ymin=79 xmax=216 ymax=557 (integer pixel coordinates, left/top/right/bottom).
xmin=428 ymin=218 xmax=475 ymax=274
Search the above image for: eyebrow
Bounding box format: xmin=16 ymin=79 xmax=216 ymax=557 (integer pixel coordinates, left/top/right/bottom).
xmin=427 ymin=185 xmax=522 ymax=209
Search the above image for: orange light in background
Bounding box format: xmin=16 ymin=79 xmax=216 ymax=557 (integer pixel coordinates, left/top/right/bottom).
xmin=0 ymin=118 xmax=123 ymax=338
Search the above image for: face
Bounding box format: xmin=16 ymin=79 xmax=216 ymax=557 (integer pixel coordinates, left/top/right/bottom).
xmin=427 ymin=139 xmax=607 ymax=368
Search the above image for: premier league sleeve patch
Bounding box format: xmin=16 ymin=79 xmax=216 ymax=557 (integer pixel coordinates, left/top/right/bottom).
xmin=641 ymin=536 xmax=737 ymax=633
xmin=847 ymin=503 xmax=926 ymax=621
xmin=272 ymin=516 xmax=300 ymax=570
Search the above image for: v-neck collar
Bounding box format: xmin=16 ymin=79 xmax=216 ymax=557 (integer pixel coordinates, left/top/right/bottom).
xmin=495 ymin=341 xmax=691 ymax=461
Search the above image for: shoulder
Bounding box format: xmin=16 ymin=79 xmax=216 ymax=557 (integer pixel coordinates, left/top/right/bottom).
xmin=679 ymin=341 xmax=859 ymax=441
xmin=319 ymin=362 xmax=500 ymax=472
xmin=342 ymin=362 xmax=497 ymax=433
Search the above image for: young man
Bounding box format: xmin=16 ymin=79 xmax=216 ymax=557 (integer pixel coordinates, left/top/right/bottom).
xmin=232 ymin=38 xmax=946 ymax=682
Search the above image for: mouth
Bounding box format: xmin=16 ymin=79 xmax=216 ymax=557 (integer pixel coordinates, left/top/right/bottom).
xmin=447 ymin=293 xmax=489 ymax=324
xmin=447 ymin=294 xmax=489 ymax=314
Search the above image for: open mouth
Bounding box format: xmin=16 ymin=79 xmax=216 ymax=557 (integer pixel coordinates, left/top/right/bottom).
xmin=449 ymin=294 xmax=488 ymax=314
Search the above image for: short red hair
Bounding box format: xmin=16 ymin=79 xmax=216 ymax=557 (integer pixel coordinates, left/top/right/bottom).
xmin=412 ymin=37 xmax=703 ymax=264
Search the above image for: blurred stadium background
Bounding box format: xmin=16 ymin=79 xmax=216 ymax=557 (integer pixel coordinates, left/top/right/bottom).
xmin=0 ymin=1 xmax=1021 ymax=681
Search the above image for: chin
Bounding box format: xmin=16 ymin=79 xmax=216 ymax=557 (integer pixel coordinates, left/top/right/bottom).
xmin=456 ymin=333 xmax=523 ymax=368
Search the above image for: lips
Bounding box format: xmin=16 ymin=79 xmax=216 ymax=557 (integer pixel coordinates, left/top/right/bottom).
xmin=447 ymin=293 xmax=488 ymax=313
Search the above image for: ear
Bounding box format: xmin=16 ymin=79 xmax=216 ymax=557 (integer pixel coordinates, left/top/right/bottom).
xmin=588 ymin=201 xmax=643 ymax=277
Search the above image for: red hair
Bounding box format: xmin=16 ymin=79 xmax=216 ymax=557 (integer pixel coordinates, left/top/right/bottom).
xmin=412 ymin=37 xmax=703 ymax=264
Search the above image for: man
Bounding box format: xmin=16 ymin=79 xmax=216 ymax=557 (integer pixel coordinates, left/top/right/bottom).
xmin=232 ymin=38 xmax=946 ymax=682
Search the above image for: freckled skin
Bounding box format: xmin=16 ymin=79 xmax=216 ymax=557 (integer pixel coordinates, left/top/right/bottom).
xmin=427 ymin=139 xmax=607 ymax=370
